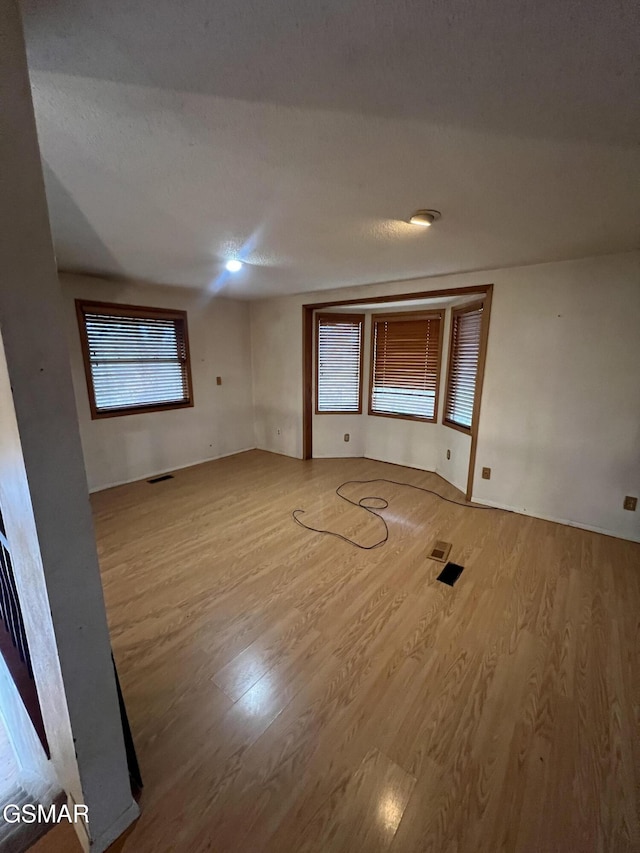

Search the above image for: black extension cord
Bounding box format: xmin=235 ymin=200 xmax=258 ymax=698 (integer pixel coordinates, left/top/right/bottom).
xmin=292 ymin=477 xmax=498 ymax=550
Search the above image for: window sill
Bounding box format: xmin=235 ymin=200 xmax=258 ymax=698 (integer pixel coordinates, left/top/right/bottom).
xmin=368 ymin=410 xmax=436 ymax=424
xmin=315 ymin=409 xmax=363 ymax=415
xmin=443 ymin=419 xmax=472 ymax=435
xmin=91 ymin=400 xmax=193 ymax=420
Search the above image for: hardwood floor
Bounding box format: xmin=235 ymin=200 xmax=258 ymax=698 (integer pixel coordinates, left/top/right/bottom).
xmin=32 ymin=450 xmax=640 ymax=853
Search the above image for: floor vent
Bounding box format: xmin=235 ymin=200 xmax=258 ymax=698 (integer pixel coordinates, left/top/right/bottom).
xmin=428 ymin=540 xmax=452 ymax=562
xmin=147 ymin=474 xmax=174 ymax=484
xmin=437 ymin=562 xmax=464 ymax=586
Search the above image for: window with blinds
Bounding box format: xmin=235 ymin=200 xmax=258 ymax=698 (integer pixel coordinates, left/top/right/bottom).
xmin=443 ymin=303 xmax=483 ymax=431
xmin=316 ymin=313 xmax=364 ymax=413
xmin=76 ymin=301 xmax=193 ymax=418
xmin=369 ymin=313 xmax=442 ymax=421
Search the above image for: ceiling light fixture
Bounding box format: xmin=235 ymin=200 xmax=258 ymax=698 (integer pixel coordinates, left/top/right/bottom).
xmin=225 ymin=259 xmax=243 ymax=272
xmin=409 ymin=209 xmax=441 ymax=227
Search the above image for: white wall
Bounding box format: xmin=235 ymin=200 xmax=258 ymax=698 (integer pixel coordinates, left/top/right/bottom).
xmin=436 ymin=426 xmax=472 ymax=494
xmin=251 ymin=252 xmax=640 ymax=541
xmin=60 ymin=273 xmax=255 ymax=491
xmin=365 ymin=417 xmax=441 ymax=471
xmin=313 ymin=414 xmax=366 ymax=457
xmin=250 ymin=299 xmax=303 ymax=457
xmin=476 ymin=256 xmax=640 ymax=539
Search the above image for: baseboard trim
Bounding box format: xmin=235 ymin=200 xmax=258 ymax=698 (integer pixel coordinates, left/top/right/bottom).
xmin=434 ymin=466 xmax=467 ymax=495
xmin=89 ymin=448 xmax=257 ymax=493
xmin=254 ymin=445 xmax=303 ymax=460
xmin=312 ymin=453 xmax=365 ymax=459
xmin=472 ymin=498 xmax=640 ymax=544
xmin=363 ymin=455 xmax=438 ymax=475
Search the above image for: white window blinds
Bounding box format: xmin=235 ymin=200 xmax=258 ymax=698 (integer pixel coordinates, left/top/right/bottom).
xmin=316 ymin=314 xmax=364 ymax=413
xmin=77 ymin=302 xmax=192 ymax=417
xmin=370 ymin=314 xmax=442 ymax=420
xmin=444 ymin=304 xmax=483 ymax=430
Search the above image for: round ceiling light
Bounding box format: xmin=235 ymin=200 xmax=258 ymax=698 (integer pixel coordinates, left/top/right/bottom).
xmin=409 ymin=209 xmax=441 ymax=227
xmin=225 ymin=259 xmax=243 ymax=272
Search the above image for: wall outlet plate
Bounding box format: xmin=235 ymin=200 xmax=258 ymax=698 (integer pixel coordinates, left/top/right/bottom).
xmin=482 ymin=467 xmax=491 ymax=479
xmin=344 ymin=433 xmax=350 ymax=442
xmin=624 ymin=496 xmax=637 ymax=511
xmin=446 ymin=449 xmax=451 ymax=460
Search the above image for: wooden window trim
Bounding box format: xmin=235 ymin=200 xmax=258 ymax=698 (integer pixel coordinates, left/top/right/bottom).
xmin=315 ymin=312 xmax=365 ymax=415
xmin=75 ymin=299 xmax=194 ymax=420
xmin=443 ymin=418 xmax=473 ymax=436
xmin=368 ymin=311 xmax=444 ymax=423
xmin=442 ymin=300 xmax=484 ymax=434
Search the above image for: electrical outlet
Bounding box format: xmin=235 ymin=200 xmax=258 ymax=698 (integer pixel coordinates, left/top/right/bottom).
xmin=216 ymin=376 xmax=222 ymax=385
xmin=446 ymin=449 xmax=451 ymax=460
xmin=482 ymin=467 xmax=491 ymax=480
xmin=277 ymin=428 xmax=281 ymax=435
xmin=344 ymin=433 xmax=350 ymax=442
xmin=624 ymin=496 xmax=637 ymax=512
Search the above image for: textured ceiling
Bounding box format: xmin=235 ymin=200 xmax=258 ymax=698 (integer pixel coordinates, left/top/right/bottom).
xmin=22 ymin=0 xmax=640 ymax=298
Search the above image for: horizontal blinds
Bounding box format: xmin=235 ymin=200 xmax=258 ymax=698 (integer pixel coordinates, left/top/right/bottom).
xmin=317 ymin=316 xmax=363 ymax=412
xmin=84 ymin=312 xmax=190 ymax=412
xmin=444 ymin=306 xmax=482 ymax=429
xmin=371 ymin=315 xmax=441 ymax=419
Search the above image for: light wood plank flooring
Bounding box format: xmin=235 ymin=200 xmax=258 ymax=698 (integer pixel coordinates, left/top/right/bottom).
xmin=32 ymin=450 xmax=640 ymax=852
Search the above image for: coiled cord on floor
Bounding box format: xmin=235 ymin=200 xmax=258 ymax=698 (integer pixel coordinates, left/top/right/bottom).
xmin=292 ymin=477 xmax=498 ymax=550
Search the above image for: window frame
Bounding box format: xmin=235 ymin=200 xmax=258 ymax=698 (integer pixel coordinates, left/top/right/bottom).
xmin=443 ymin=300 xmax=484 ymax=435
xmin=75 ymin=299 xmax=194 ymax=420
xmin=315 ymin=312 xmax=365 ymax=415
xmin=368 ymin=310 xmax=444 ymax=423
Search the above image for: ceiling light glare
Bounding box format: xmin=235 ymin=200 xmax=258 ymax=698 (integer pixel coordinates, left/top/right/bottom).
xmin=225 ymin=259 xmax=243 ymax=272
xmin=409 ymin=209 xmax=441 ymax=227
